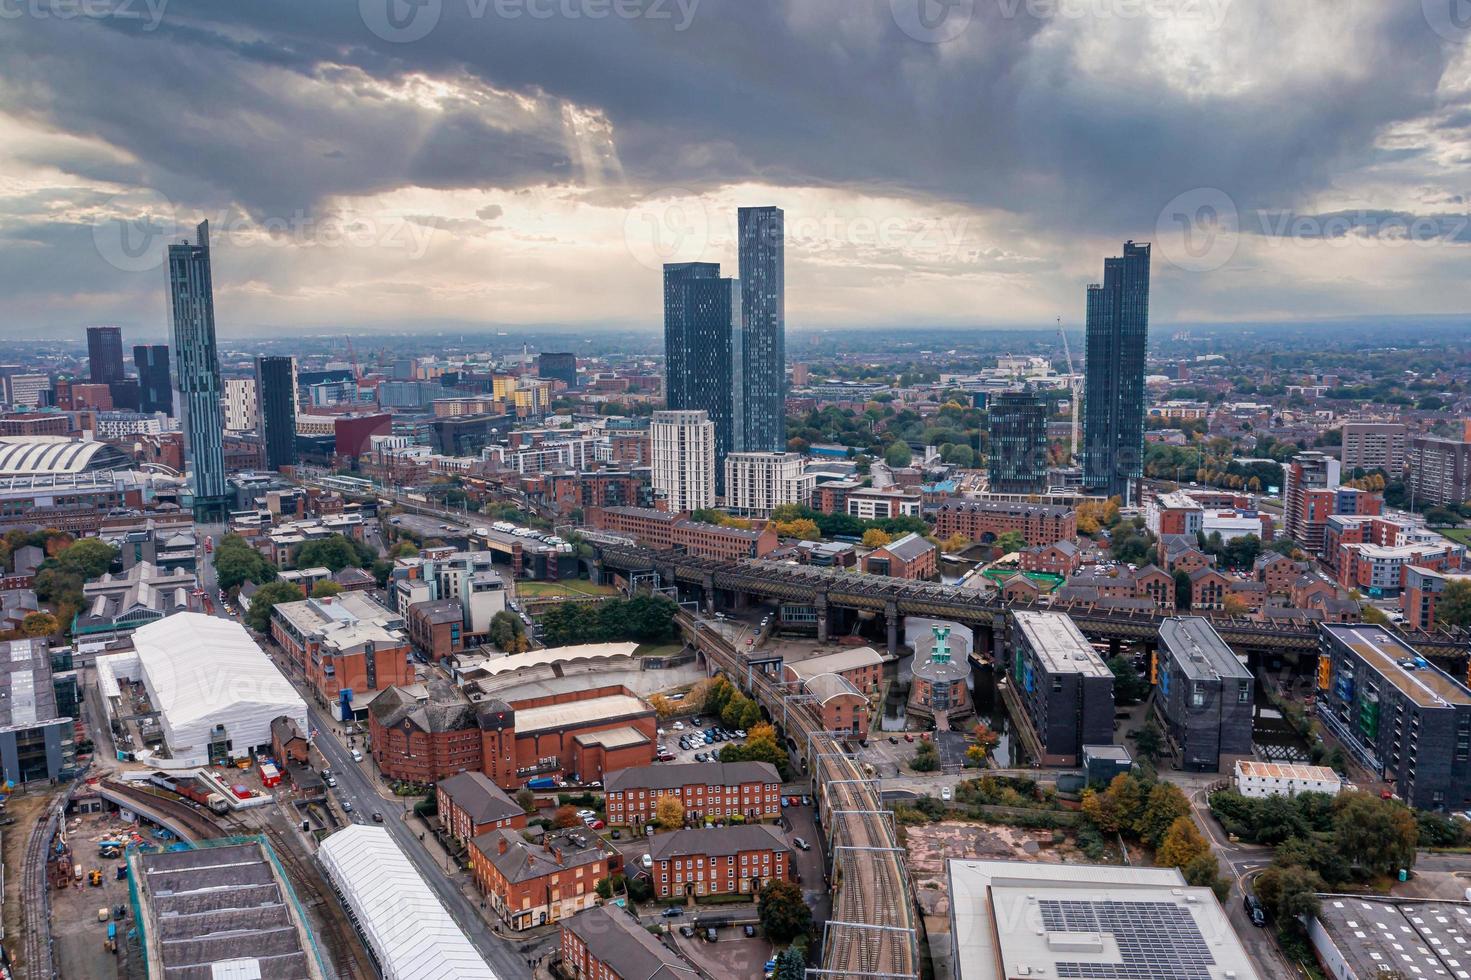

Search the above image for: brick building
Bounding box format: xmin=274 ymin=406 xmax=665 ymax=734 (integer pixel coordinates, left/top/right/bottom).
xmin=269 ymin=592 xmax=414 ymax=719
xmin=406 ymin=598 xmax=465 ymax=661
xmin=646 ymin=825 xmax=792 ymax=899
xmin=470 ymin=827 xmax=612 ymax=931
xmin=1189 ymin=568 xmax=1231 ymax=611
xmin=862 ymin=532 xmax=937 ymax=580
xmin=436 ymin=770 xmax=527 ymax=846
xmin=781 ymin=646 xmax=885 ymax=696
xmin=1404 ymin=567 xmax=1471 ymax=631
xmin=1254 ymin=552 xmax=1304 ymax=594
xmin=560 ymin=906 xmax=697 ymax=980
xmin=603 ymin=761 xmax=781 ymax=826
xmin=1019 ymin=540 xmax=1082 ymax=577
xmin=587 ymin=506 xmax=778 ymax=560
xmin=845 ymin=487 xmax=922 ymax=520
xmin=932 ymin=499 xmax=1076 ymax=548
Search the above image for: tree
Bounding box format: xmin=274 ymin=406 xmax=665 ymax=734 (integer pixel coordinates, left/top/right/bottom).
xmin=311 ymin=581 xmax=342 ymax=599
xmin=884 ymin=442 xmax=912 ymax=468
xmin=552 ymin=805 xmax=582 ymax=829
xmin=1156 ymin=816 xmax=1209 ymax=869
xmin=910 ymin=740 xmax=940 ymax=772
xmin=1130 ymin=724 xmax=1163 ymax=762
xmin=995 ymin=530 xmax=1027 ymax=554
xmin=53 ymin=538 xmax=117 ymax=579
xmin=1439 ymin=579 xmax=1471 ymax=628
xmin=648 ymin=694 xmax=675 ymax=719
xmin=775 ymin=946 xmax=807 ymax=980
xmin=244 ymin=580 xmax=306 ymax=632
xmin=1182 ymin=852 xmax=1230 ymax=903
xmin=772 ymin=519 xmax=821 ymax=541
xmin=655 ymin=794 xmax=685 ymax=829
xmin=214 ymin=534 xmax=276 ymax=591
xmin=1173 ymin=570 xmax=1193 ymax=610
xmin=1255 ymin=862 xmax=1324 ymax=920
xmin=294 ymin=534 xmax=374 ymax=573
xmin=758 ymin=879 xmax=812 ymax=943
xmin=720 ymin=723 xmax=791 ymax=781
xmin=594 ymin=876 xmax=613 ymax=900
xmin=1107 ymin=657 xmax=1149 ymax=705
xmin=514 ymin=788 xmax=536 ymax=813
xmin=20 ymin=612 xmax=59 ymax=637
xmin=1331 ymin=792 xmax=1418 ymax=876
xmin=861 ymin=528 xmax=892 ymax=548
xmin=1138 ymin=782 xmax=1191 ymax=846
xmin=489 ymin=611 xmax=528 ymax=653
xmin=940 ymin=532 xmax=970 ymax=553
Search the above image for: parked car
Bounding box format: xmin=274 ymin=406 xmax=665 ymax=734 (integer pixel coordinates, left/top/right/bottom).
xmin=576 ymin=809 xmax=596 ymax=820
xmin=679 ymin=925 xmax=695 ymax=938
xmin=705 ymin=927 xmax=718 ymax=942
xmin=1244 ymin=894 xmax=1267 ymax=927
xmin=661 ymin=907 xmax=683 ymax=918
xmin=940 ymin=786 xmax=952 ymax=802
xmin=672 ymin=722 xmax=685 ymax=731
xmin=888 ymin=735 xmax=899 ymax=744
xmin=802 ymin=796 xmax=811 ymax=806
xmin=587 ymin=819 xmax=605 ymax=830
xmin=325 ymin=776 xmax=337 ymax=788
xmin=641 ymin=853 xmax=653 ymax=869
xmin=904 ymin=734 xmax=914 ymax=742
xmin=744 ymin=924 xmax=757 ymax=937
xmin=793 ymin=837 xmax=811 ymax=851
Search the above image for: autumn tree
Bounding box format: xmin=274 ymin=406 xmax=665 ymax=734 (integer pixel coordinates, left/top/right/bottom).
xmin=773 ymin=519 xmax=821 ymax=541
xmin=1156 ymin=816 xmax=1209 ymax=869
xmin=21 ymin=612 xmax=59 ymax=637
xmin=552 ymin=805 xmax=582 ymax=829
xmin=758 ymin=879 xmax=813 ymax=943
xmin=514 ymin=788 xmax=536 ymax=813
xmin=861 ymin=528 xmax=892 ymax=548
xmin=648 ymin=694 xmax=676 ymax=719
xmin=1139 ymin=782 xmax=1192 ymax=847
xmin=655 ymin=793 xmax=685 ymax=829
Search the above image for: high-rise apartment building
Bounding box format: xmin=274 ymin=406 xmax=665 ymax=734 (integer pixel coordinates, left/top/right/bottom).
xmin=256 ymin=356 xmax=299 ymax=471
xmin=723 ymin=451 xmax=814 ymax=518
xmin=86 ymin=325 xmax=125 ymax=385
xmin=134 ymin=345 xmax=172 ymax=415
xmin=1341 ymin=422 xmax=1407 ymax=473
xmin=663 ymin=261 xmax=720 ymax=410
xmin=987 ymin=388 xmax=1048 ymax=494
xmin=1409 ymin=435 xmax=1471 ymax=509
xmin=651 ymin=410 xmax=716 ymax=513
xmin=1155 ymin=617 xmax=1254 ymax=773
xmin=737 ymin=206 xmax=785 ymax=453
xmin=1284 ymin=451 xmax=1342 ymax=553
xmin=663 ymin=267 xmax=741 ymax=483
xmin=224 ymin=378 xmax=258 ymax=432
xmin=536 ymin=352 xmax=577 ymax=390
xmin=6 ymin=375 xmax=49 ymax=409
xmin=1082 ymin=241 xmax=1150 ymax=503
xmin=167 ymin=220 xmax=229 ymax=520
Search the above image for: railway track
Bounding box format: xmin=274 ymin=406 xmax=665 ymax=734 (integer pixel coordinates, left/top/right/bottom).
xmin=20 ymin=797 xmax=64 ymax=980
xmin=678 ymin=612 xmax=918 ymax=979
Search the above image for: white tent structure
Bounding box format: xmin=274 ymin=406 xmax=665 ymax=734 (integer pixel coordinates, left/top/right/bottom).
xmin=317 ymin=825 xmax=495 ymax=979
xmin=129 ymin=613 xmax=306 ymax=766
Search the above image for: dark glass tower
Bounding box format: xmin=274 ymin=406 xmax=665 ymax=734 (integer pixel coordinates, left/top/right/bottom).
xmin=167 ymin=221 xmax=229 ymax=520
xmin=86 ymin=326 xmax=125 ymax=385
xmin=1083 ymin=241 xmax=1151 ymax=504
xmin=537 ymin=352 xmax=578 ymax=390
xmin=663 ymin=261 xmax=720 ymax=410
xmin=738 ymin=206 xmax=785 ymax=452
xmin=255 ymin=355 xmax=299 ymax=471
xmin=988 ymin=387 xmax=1049 ymax=494
xmin=134 ymin=344 xmax=172 ymax=415
xmin=665 ymin=270 xmax=742 ymax=490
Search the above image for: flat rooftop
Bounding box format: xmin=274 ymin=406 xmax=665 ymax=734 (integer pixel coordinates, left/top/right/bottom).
xmin=1159 ymin=617 xmax=1252 ymax=683
xmin=1324 ymin=624 xmax=1471 ymax=710
xmin=949 ymin=860 xmax=1259 ymax=980
xmin=0 ymin=638 xmax=62 ymax=731
xmin=1235 ymin=761 xmax=1340 ymax=782
xmin=514 ymin=693 xmax=650 ymax=734
xmin=1314 ymin=897 xmax=1471 ymax=980
xmin=1012 ymin=610 xmax=1110 ymax=678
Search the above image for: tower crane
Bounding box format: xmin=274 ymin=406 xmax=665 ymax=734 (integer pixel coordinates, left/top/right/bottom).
xmin=1058 ymin=317 xmax=1079 ymax=463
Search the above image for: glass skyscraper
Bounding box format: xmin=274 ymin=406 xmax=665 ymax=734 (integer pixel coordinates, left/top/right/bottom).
xmin=255 ymin=355 xmax=299 ymax=471
xmin=738 ymin=206 xmax=785 ymax=452
xmin=663 ymin=261 xmax=720 ymax=411
xmin=988 ymin=387 xmax=1049 ymax=494
xmin=167 ymin=221 xmax=229 ymax=520
xmin=1083 ymin=241 xmax=1151 ymax=504
xmin=133 ymin=344 xmax=172 ymax=415
xmin=664 ymin=265 xmax=742 ymax=489
xmin=86 ymin=325 xmax=125 ymax=385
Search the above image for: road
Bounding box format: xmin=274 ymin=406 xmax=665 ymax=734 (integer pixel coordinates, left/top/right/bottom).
xmin=308 ymin=705 xmax=534 ymax=980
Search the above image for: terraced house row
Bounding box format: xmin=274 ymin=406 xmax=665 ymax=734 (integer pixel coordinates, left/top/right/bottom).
xmin=603 ymin=761 xmax=781 ymax=825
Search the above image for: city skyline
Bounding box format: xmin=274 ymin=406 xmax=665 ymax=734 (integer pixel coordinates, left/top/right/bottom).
xmin=3 ymin=6 xmax=1470 ymax=335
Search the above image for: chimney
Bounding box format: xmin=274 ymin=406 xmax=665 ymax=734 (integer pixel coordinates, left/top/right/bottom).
xmin=497 ymin=836 xmax=508 ymax=855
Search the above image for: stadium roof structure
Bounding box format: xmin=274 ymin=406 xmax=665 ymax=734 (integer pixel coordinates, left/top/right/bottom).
xmin=0 ymin=435 xmax=133 ymax=475
xmin=130 ymin=613 xmax=305 ymax=765
xmin=317 ymin=825 xmax=493 ymax=980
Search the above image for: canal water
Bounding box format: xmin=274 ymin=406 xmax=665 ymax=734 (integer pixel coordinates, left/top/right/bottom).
xmin=883 ymin=649 xmax=1025 ymax=768
xmin=1251 ymin=674 xmax=1312 ymax=762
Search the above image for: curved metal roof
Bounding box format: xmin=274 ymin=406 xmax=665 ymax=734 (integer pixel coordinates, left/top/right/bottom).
xmin=0 ymin=437 xmax=132 ymax=475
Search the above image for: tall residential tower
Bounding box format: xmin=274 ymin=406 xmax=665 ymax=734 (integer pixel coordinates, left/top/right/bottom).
xmin=1082 ymin=241 xmax=1150 ymax=504
xmin=86 ymin=325 xmax=126 ymax=385
xmin=256 ymin=355 xmax=299 ymax=471
xmin=133 ymin=345 xmax=172 ymax=415
xmin=167 ymin=221 xmax=229 ymax=520
xmin=737 ymin=206 xmax=785 ymax=452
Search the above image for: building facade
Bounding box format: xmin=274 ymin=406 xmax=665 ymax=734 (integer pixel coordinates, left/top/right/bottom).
xmin=603 ymin=761 xmax=781 ymax=826
xmin=1409 ymin=435 xmax=1471 ymax=509
xmin=1008 ymin=611 xmax=1115 ymax=766
xmin=133 ymin=344 xmax=172 ymax=415
xmin=988 ymin=388 xmax=1048 ymax=494
xmin=167 ymin=221 xmax=229 ymax=519
xmin=255 ymin=355 xmax=299 ymax=470
xmin=1082 ymin=241 xmax=1150 ymax=503
xmin=650 ymin=410 xmax=716 ymax=513
xmin=1341 ymin=422 xmax=1407 ymax=473
xmin=738 ymin=206 xmax=785 ymax=453
xmin=723 ymin=451 xmax=813 ymax=517
xmin=537 ymin=352 xmax=578 ymax=390
xmin=933 ymin=499 xmax=1077 ymax=547
xmin=647 ymin=825 xmax=791 ymax=899
xmin=224 ymin=377 xmax=257 ymax=432
xmin=1154 ymin=617 xmax=1254 ymax=772
xmin=87 ymin=325 xmax=126 ymax=385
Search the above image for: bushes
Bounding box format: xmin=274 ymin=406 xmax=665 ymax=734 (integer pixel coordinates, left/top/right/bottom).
xmin=538 ymin=594 xmax=678 ymax=646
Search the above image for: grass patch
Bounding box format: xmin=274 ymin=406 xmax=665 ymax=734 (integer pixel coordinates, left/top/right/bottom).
xmin=634 ymin=643 xmax=686 ymax=658
xmin=1441 ymin=527 xmax=1471 ymax=547
xmin=516 ymin=579 xmax=617 ymax=598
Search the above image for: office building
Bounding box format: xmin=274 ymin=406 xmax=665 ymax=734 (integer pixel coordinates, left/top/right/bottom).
xmin=6 ymin=374 xmax=49 ymax=409
xmin=1008 ymin=610 xmax=1115 ymax=766
xmin=167 ymin=220 xmax=229 ymax=520
xmin=1316 ymin=623 xmax=1471 ymax=811
xmin=86 ymin=325 xmax=125 ymax=385
xmin=650 ymin=410 xmax=716 ymax=513
xmin=1409 ymin=434 xmax=1471 ymax=509
xmin=987 ymin=387 xmax=1048 ymax=493
xmin=723 ymin=451 xmax=813 ymax=517
xmin=1154 ymin=617 xmax=1254 ymax=772
xmin=948 ymin=860 xmax=1260 ymax=980
xmin=223 ymin=377 xmax=257 ymax=432
xmin=0 ymin=639 xmax=76 ymax=783
xmin=738 ymin=205 xmax=785 ymax=452
xmin=1083 ymin=241 xmax=1151 ymax=503
xmin=134 ymin=344 xmax=172 ymax=415
xmin=255 ymin=355 xmax=298 ymax=470
xmin=1340 ymin=422 xmax=1407 ymax=473
xmin=1145 ymin=491 xmax=1204 ymax=537
xmin=537 ymin=351 xmax=578 ymax=389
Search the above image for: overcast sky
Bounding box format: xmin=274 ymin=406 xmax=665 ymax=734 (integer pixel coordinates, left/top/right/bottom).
xmin=1 ymin=0 xmax=1469 ymax=338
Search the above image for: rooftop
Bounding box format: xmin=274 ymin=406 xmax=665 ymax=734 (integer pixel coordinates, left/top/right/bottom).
xmin=1314 ymin=897 xmax=1471 ymax=980
xmin=1159 ymin=617 xmax=1252 ymax=683
xmin=562 ymin=906 xmax=698 ymax=980
xmin=513 ymin=692 xmax=651 ymax=734
xmin=948 ymin=859 xmax=1260 ymax=980
xmin=573 ymin=725 xmax=648 ymax=750
xmin=1323 ymin=623 xmax=1471 ymax=709
xmin=1234 ymin=761 xmax=1341 ymax=782
xmin=605 ymin=761 xmax=780 ymax=793
xmin=1012 ymin=610 xmax=1110 ymax=678
xmin=437 ymin=771 xmax=523 ymax=825
xmin=0 ymin=638 xmax=64 ymax=732
xmin=879 ymin=532 xmax=936 ymax=562
xmin=785 ymin=646 xmax=884 ymax=679
xmin=648 ymin=824 xmax=789 ymax=861
xmin=476 ymin=827 xmax=608 ymax=883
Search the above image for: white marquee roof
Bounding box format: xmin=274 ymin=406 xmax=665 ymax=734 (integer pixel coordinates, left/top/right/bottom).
xmin=317 ymin=825 xmax=495 ymax=980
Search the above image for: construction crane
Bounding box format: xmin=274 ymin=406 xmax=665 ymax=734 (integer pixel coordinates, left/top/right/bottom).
xmin=1058 ymin=317 xmax=1079 ymax=463
xmin=343 ymin=335 xmax=361 ymax=382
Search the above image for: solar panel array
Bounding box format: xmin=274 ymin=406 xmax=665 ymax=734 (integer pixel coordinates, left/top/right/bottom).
xmin=1039 ymin=900 xmax=1218 ymax=979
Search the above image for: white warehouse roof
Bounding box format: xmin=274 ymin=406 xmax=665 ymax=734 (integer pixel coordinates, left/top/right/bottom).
xmin=130 ymin=613 xmax=306 ymax=766
xmin=316 ymin=825 xmax=494 ymax=980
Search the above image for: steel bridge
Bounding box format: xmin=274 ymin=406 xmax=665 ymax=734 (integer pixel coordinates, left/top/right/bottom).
xmin=598 ymin=544 xmax=1471 ymax=661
